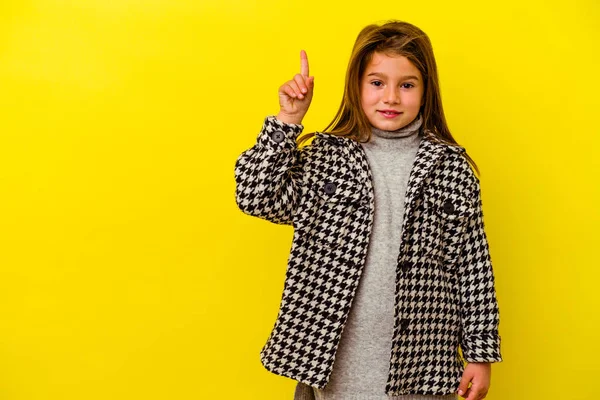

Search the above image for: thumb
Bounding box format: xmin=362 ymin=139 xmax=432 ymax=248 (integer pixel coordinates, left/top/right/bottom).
xmin=457 ymin=375 xmax=471 ymax=398
xmin=308 ymin=76 xmax=315 ymax=88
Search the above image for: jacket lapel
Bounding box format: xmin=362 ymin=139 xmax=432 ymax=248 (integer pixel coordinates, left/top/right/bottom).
xmin=404 ymin=131 xmax=466 ymax=214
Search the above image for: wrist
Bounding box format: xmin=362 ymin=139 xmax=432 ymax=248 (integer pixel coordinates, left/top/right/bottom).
xmin=276 ymin=112 xmax=303 ymax=125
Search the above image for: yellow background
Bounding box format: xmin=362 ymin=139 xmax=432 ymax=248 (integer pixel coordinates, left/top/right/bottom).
xmin=0 ymin=0 xmax=598 ymax=399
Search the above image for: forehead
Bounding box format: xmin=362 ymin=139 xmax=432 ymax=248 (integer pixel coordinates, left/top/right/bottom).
xmin=364 ymin=52 xmax=421 ymax=77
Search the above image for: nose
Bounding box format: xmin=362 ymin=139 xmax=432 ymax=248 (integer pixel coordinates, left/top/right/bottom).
xmin=383 ymin=86 xmax=400 ymax=104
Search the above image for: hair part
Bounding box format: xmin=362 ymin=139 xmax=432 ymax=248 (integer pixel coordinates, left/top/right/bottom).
xmin=298 ymin=19 xmax=480 ymax=176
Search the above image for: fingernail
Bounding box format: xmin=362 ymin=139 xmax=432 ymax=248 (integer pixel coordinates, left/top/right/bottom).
xmin=458 ymin=389 xmax=463 ymax=395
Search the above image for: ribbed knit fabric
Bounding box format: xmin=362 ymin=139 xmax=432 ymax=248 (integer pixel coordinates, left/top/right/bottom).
xmin=306 ymin=113 xmax=458 ymax=400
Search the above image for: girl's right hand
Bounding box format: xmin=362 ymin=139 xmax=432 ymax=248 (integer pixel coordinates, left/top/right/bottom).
xmin=276 ymin=50 xmax=314 ymax=125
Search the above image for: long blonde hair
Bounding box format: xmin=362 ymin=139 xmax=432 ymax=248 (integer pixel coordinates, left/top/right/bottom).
xmin=298 ymin=20 xmax=480 ymax=176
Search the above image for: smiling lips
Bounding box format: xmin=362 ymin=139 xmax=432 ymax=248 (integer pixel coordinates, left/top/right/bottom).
xmin=378 ymin=110 xmax=402 ymax=118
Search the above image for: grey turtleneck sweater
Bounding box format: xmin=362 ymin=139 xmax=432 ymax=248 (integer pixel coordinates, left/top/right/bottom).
xmin=306 ymin=114 xmax=457 ymax=400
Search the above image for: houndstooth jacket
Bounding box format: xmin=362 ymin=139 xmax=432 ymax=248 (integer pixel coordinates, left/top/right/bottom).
xmin=234 ymin=115 xmax=503 ymax=396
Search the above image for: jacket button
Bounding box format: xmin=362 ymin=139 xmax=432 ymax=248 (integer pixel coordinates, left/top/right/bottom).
xmin=401 ymin=261 xmax=410 ymax=272
xmin=400 ymin=318 xmax=410 ymax=331
xmin=271 ymin=130 xmax=285 ymax=143
xmin=324 ymin=182 xmax=337 ymax=194
xmin=443 ymin=200 xmax=454 ymax=214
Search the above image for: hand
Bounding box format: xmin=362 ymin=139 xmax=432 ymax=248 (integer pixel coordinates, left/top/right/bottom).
xmin=456 ymin=362 xmax=492 ymax=400
xmin=276 ymin=49 xmax=314 ymax=125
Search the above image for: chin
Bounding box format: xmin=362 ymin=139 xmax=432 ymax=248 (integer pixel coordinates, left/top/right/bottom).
xmin=374 ymin=121 xmax=408 ymax=131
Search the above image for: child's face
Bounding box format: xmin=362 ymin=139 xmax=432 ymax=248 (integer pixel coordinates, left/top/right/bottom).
xmin=360 ymin=52 xmax=425 ymax=131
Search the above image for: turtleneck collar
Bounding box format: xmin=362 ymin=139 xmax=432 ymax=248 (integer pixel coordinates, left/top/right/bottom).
xmin=370 ymin=112 xmax=423 ymax=139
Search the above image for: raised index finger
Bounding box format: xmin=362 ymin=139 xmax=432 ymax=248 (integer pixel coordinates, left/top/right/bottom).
xmin=300 ymin=50 xmax=309 ymax=77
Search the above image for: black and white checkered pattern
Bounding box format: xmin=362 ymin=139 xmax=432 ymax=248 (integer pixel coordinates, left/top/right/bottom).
xmin=234 ymin=115 xmax=502 ymax=396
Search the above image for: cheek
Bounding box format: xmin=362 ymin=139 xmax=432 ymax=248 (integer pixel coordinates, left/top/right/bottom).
xmin=404 ymin=92 xmax=423 ymax=107
xmin=414 ymin=89 xmax=425 ymax=105
xmin=361 ymin=88 xmax=378 ymax=107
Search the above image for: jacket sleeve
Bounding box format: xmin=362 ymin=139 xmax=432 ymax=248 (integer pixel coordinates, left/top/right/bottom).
xmin=458 ymin=177 xmax=503 ymax=363
xmin=234 ymin=115 xmax=307 ymax=226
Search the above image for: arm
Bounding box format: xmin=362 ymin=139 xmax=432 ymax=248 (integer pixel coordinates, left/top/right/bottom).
xmin=458 ymin=177 xmax=503 ymax=363
xmin=234 ymin=115 xmax=307 ymax=226
xmin=234 ymin=49 xmax=315 ymax=226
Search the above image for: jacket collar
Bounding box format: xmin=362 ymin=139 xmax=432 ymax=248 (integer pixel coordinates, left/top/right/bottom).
xmin=318 ymin=128 xmax=466 ymax=155
xmin=322 ymin=129 xmax=466 ymax=221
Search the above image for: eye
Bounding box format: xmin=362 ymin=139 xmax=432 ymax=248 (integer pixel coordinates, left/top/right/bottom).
xmin=402 ymin=83 xmax=415 ymax=89
xmin=370 ymin=80 xmax=383 ymax=87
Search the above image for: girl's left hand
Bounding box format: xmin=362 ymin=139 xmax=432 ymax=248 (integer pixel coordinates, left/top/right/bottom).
xmin=456 ymin=362 xmax=491 ymax=400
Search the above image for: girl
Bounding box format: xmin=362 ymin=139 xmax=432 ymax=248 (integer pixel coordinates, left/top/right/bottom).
xmin=235 ymin=20 xmax=502 ymax=400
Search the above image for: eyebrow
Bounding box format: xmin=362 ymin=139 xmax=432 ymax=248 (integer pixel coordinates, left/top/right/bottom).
xmin=367 ymin=72 xmax=420 ymax=81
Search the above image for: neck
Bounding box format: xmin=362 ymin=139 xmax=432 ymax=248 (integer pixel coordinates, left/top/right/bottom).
xmin=370 ymin=113 xmax=423 ymax=139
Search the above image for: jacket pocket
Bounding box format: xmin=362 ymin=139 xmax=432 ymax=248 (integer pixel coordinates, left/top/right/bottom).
xmin=300 ymin=178 xmax=365 ymax=249
xmin=422 ymin=186 xmax=475 ymax=266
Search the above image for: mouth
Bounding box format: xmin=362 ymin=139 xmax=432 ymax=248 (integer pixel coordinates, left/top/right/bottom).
xmin=377 ymin=110 xmax=403 ymax=118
